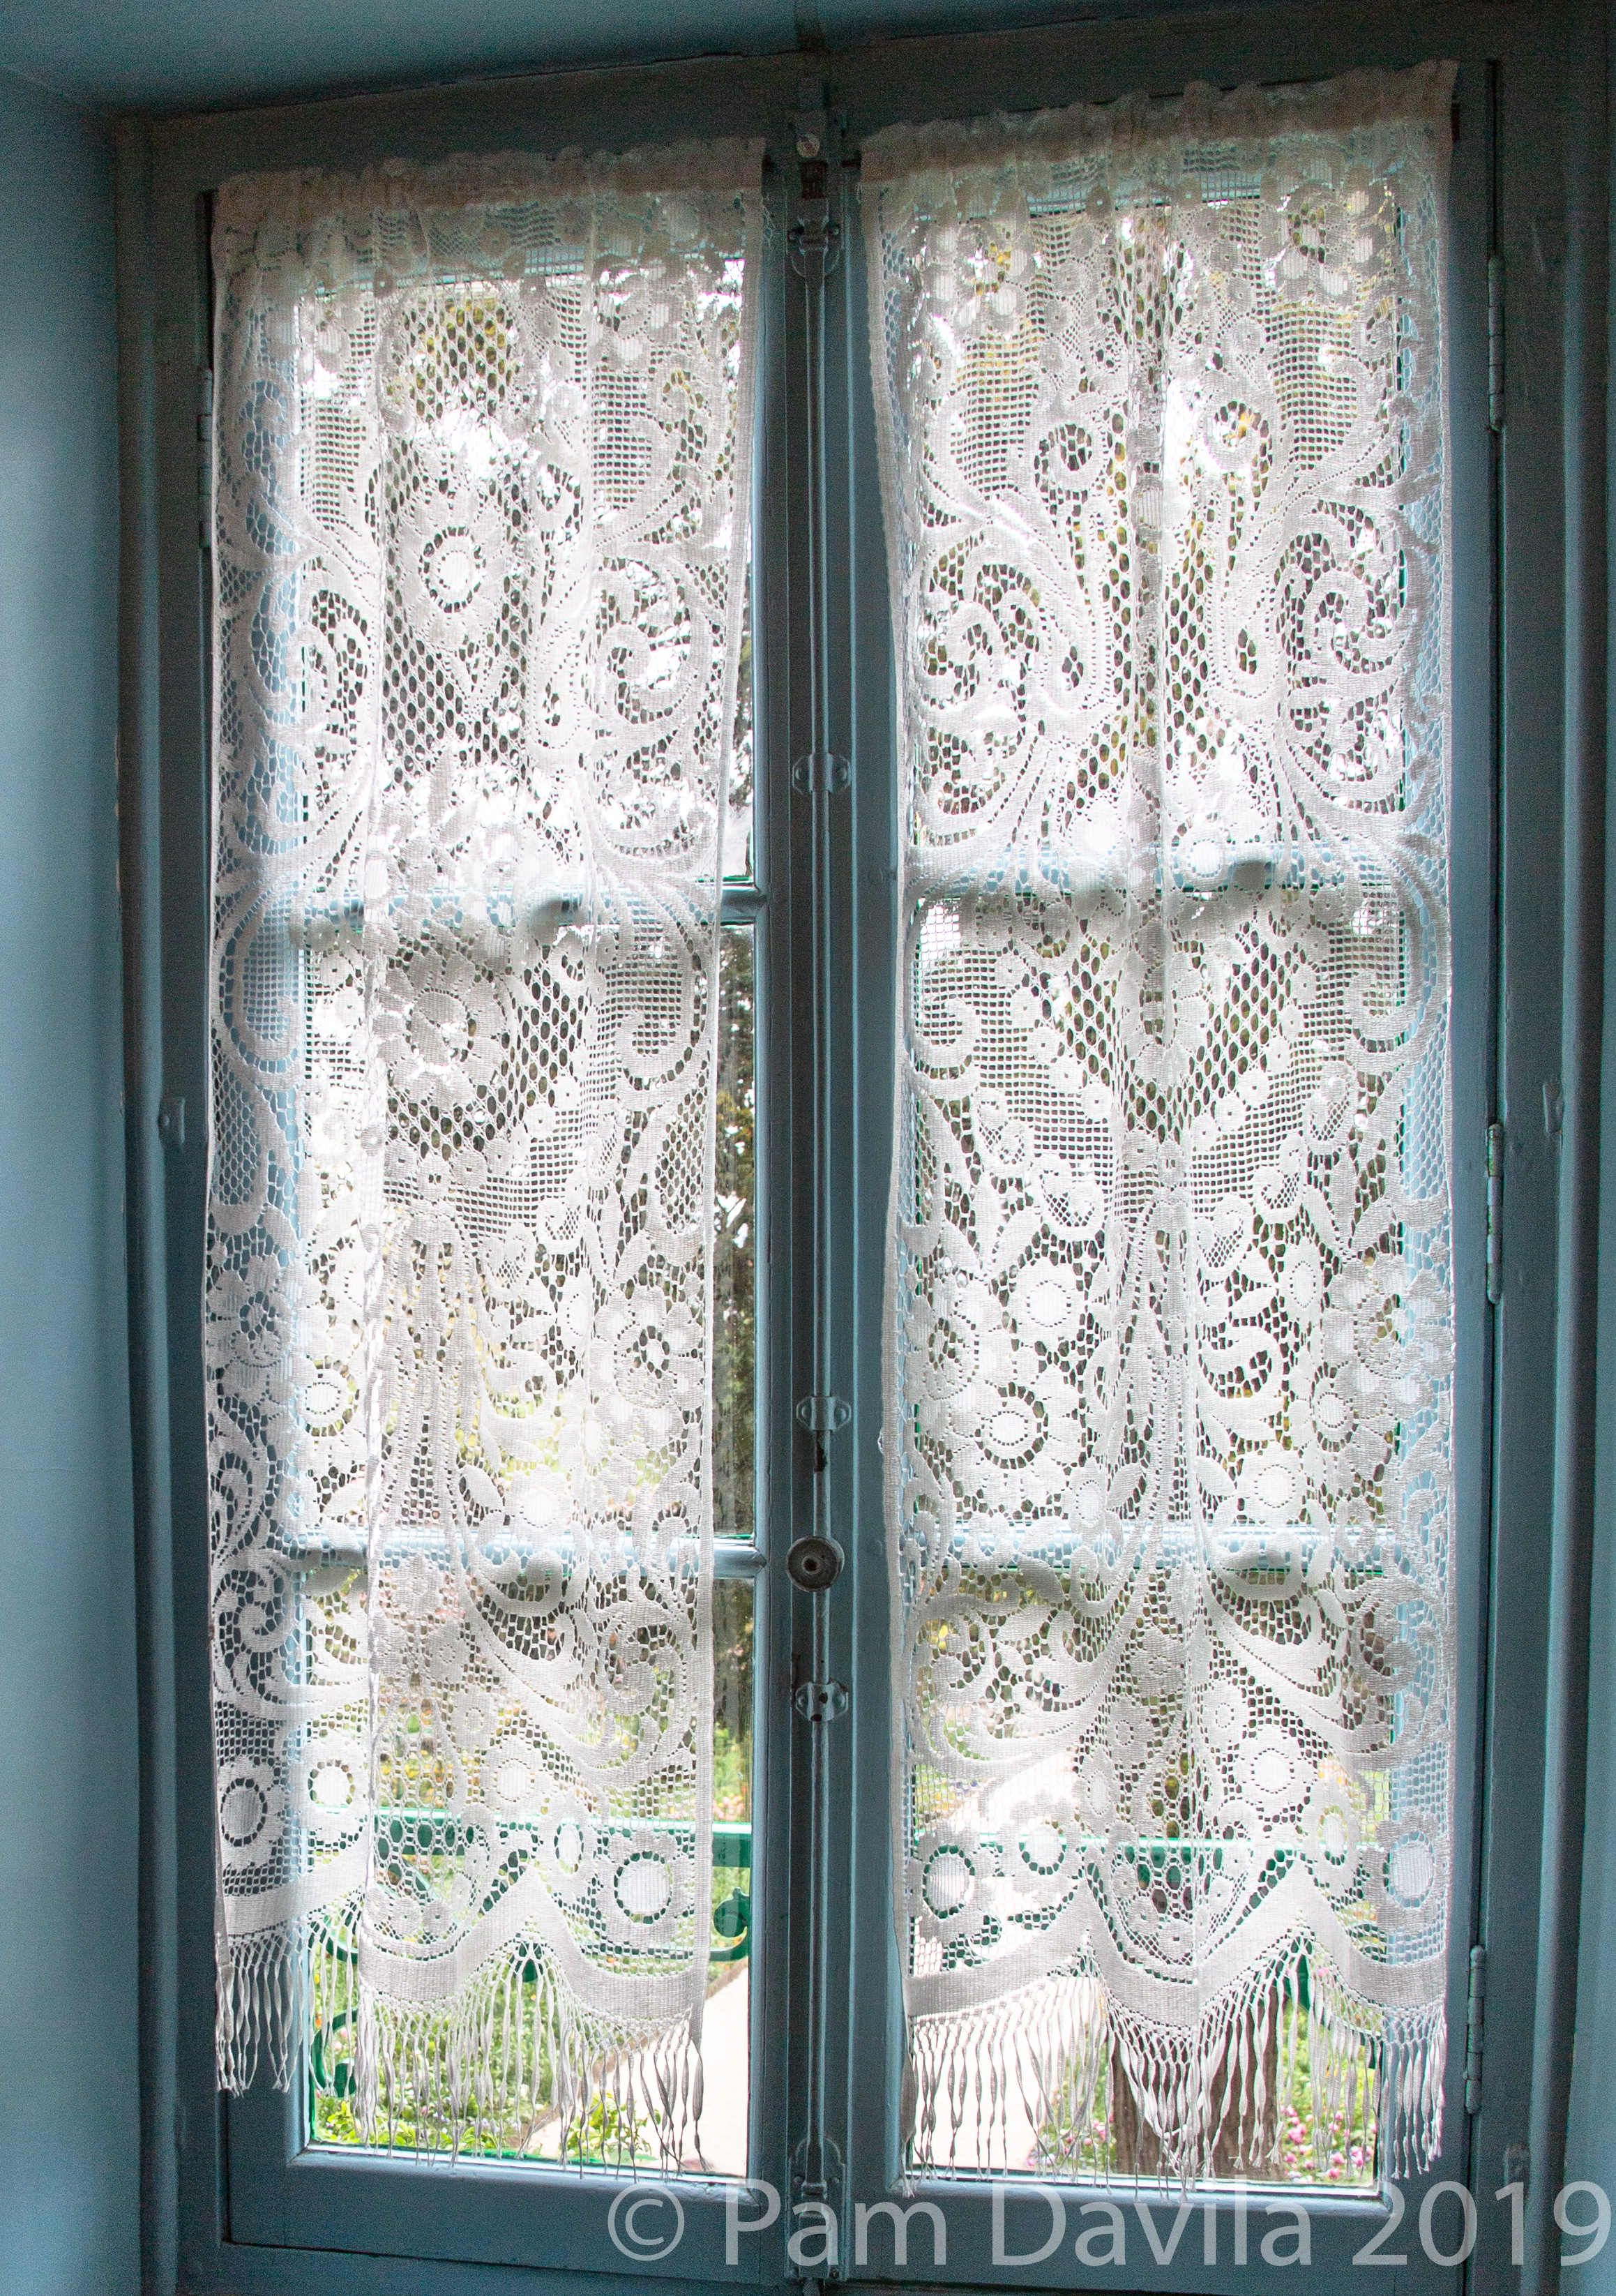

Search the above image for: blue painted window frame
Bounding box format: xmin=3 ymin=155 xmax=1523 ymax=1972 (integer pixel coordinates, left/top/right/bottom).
xmin=119 ymin=8 xmax=1596 ymax=2295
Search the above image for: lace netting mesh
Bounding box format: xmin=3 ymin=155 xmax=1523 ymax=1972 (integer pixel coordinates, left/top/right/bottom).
xmin=866 ymin=66 xmax=1456 ymax=2181
xmin=206 ymin=142 xmax=761 ymax=2159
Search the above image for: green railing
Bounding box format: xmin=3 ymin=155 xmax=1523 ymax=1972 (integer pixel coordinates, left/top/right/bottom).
xmin=711 ymin=1819 xmax=752 ymax=1964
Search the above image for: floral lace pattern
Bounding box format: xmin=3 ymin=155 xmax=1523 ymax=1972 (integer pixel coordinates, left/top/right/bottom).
xmin=866 ymin=68 xmax=1455 ymax=2177
xmin=208 ymin=144 xmax=760 ymax=2153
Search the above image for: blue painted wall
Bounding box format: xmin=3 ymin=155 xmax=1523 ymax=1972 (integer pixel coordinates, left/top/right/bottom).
xmin=0 ymin=65 xmax=138 ymax=2296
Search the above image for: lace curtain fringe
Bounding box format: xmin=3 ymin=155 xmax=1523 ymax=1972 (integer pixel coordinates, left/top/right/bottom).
xmin=219 ymin=1918 xmax=703 ymax=2166
xmin=906 ymin=1947 xmax=1444 ymax=2189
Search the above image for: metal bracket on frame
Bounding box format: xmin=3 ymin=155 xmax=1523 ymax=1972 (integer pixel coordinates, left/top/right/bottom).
xmin=787 ymin=82 xmax=843 ymax=281
xmin=792 ymin=752 xmax=849 ymax=797
xmin=789 ymin=2131 xmax=846 ymax=2273
xmin=793 ymin=1679 xmax=849 ymax=1722
xmin=795 ymin=1392 xmax=851 ymax=1433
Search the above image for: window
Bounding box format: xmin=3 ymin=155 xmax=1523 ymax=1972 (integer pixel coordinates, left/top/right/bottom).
xmin=132 ymin=13 xmax=1579 ymax=2296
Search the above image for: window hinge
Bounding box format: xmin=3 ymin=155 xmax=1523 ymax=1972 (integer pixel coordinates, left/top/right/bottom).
xmin=197 ymin=364 xmax=215 ymax=548
xmin=1488 ymin=253 xmax=1505 ymax=433
xmin=1486 ymin=1121 xmax=1505 ymax=1305
xmin=1465 ymin=1944 xmax=1487 ymax=2113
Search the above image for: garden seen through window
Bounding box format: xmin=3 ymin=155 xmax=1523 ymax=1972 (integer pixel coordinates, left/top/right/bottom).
xmin=201 ymin=57 xmax=1467 ymax=2237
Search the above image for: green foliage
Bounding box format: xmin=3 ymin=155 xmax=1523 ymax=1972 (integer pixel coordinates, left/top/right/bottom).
xmin=562 ymin=2089 xmax=662 ymax=2167
xmin=309 ymin=1966 xmax=553 ymax=2156
xmin=713 ymin=1716 xmax=750 ymax=1823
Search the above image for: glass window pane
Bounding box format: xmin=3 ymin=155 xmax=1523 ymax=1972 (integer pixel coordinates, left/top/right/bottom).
xmin=698 ymin=1575 xmax=754 ymax=2176
xmin=930 ymin=1989 xmax=1375 ymax=2185
xmin=308 ymin=931 xmax=757 ymax=2167
xmin=873 ymin=101 xmax=1450 ymax=2196
xmin=312 ymin=932 xmax=762 ymax=2167
xmin=309 ymin=1576 xmax=756 ymax=2169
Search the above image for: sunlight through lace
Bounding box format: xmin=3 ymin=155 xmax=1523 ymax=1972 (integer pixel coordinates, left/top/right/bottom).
xmin=207 ymin=140 xmax=760 ymax=2160
xmin=866 ymin=65 xmax=1456 ymax=2182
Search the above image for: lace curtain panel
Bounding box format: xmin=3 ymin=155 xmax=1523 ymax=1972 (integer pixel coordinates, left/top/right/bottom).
xmin=207 ymin=142 xmax=761 ymax=2157
xmin=866 ymin=64 xmax=1456 ymax=2179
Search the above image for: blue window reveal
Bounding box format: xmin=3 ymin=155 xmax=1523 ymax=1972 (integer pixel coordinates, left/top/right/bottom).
xmin=123 ymin=10 xmax=1603 ymax=2296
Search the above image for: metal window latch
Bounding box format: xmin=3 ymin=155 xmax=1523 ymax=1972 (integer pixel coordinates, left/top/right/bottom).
xmin=787 ymin=1537 xmax=846 ymax=1709
xmin=786 ymin=1534 xmax=844 ymax=1592
xmin=791 ymin=753 xmax=849 ymax=797
xmin=1486 ymin=1121 xmax=1505 ymax=1305
xmin=158 ymin=1095 xmax=186 ymax=1150
xmin=788 ymin=81 xmax=843 ymax=280
xmin=791 ymin=2129 xmax=846 ymax=2230
xmin=796 ymin=1396 xmax=849 ymax=1476
xmin=1465 ymin=1944 xmax=1486 ymax=2113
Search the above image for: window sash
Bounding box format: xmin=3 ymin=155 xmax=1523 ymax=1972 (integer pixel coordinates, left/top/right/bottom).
xmin=132 ymin=10 xmax=1573 ymax=2292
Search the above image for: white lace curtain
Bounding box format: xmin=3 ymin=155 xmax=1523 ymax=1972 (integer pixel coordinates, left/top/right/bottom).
xmin=207 ymin=141 xmax=760 ymax=2157
xmin=867 ymin=65 xmax=1456 ymax=2179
